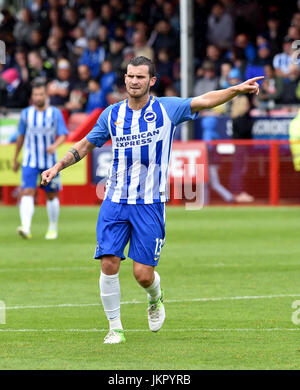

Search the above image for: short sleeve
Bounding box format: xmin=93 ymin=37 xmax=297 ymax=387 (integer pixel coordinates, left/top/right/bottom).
xmin=55 ymin=108 xmax=69 ymax=136
xmin=18 ymin=109 xmax=27 ymax=136
xmin=158 ymin=97 xmax=198 ymax=126
xmin=86 ymin=106 xmax=111 ymax=147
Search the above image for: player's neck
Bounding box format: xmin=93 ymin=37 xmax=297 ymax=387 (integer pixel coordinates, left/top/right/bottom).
xmin=127 ymin=94 xmax=150 ymax=111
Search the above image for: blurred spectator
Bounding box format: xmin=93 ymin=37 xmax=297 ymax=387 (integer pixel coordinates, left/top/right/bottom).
xmin=75 ymin=64 xmax=91 ymax=90
xmin=206 ymin=2 xmax=234 ymax=50
xmin=219 ymin=60 xmax=233 ymax=89
xmin=286 ymin=25 xmax=300 ymax=41
xmin=120 ymin=46 xmax=135 ymax=77
xmin=110 ymin=0 xmax=127 ymax=24
xmin=257 ymin=64 xmax=284 ymax=109
xmin=28 ymin=50 xmax=55 ymax=83
xmin=244 ymin=42 xmax=272 ymax=80
xmin=97 ymin=25 xmax=110 ymax=53
xmin=72 ymin=26 xmax=88 ymax=58
xmin=28 ymin=28 xmax=48 ymax=59
xmin=232 ymin=33 xmax=256 ymax=64
xmin=155 ymin=48 xmax=174 ymax=93
xmin=65 ymin=64 xmax=90 ymax=113
xmin=291 ymin=11 xmax=300 ymax=30
xmin=124 ymin=14 xmax=136 ymax=45
xmin=85 ymin=78 xmax=107 ymax=114
xmin=78 ymin=6 xmax=100 ymax=39
xmin=14 ymin=47 xmax=29 ymax=84
xmin=273 ymin=37 xmax=295 ymax=78
xmin=132 ymin=31 xmax=155 ymax=62
xmin=0 ymin=8 xmax=15 ymax=36
xmin=227 ymin=67 xmax=242 ymax=86
xmin=64 ymin=6 xmax=80 ymax=41
xmin=47 ymin=58 xmax=74 ymax=107
xmin=204 ymin=44 xmax=223 ymax=76
xmin=114 ymin=23 xmax=128 ymax=41
xmin=227 ymin=46 xmax=247 ymax=80
xmin=194 ymin=61 xmax=219 ymax=96
xmin=106 ymin=79 xmax=127 ymax=105
xmin=149 ymin=0 xmax=165 ymax=26
xmin=264 ymin=16 xmax=285 ymax=57
xmin=151 ymin=19 xmax=178 ymax=59
xmin=162 ymin=1 xmax=180 ymax=33
xmin=164 ymin=84 xmax=179 ymax=97
xmin=232 ymin=0 xmax=264 ymax=36
xmin=13 ymin=8 xmax=37 ymax=48
xmin=100 ymin=60 xmax=117 ymax=93
xmin=79 ymin=37 xmax=106 ymax=79
xmin=100 ymin=3 xmax=116 ymax=39
xmin=27 ymin=0 xmax=49 ymax=28
xmin=107 ymin=37 xmax=126 ymax=75
xmin=218 ymin=66 xmax=242 ymax=114
xmin=229 ymin=95 xmax=255 ymax=203
xmin=48 ymin=7 xmax=64 ymax=34
xmin=46 ymin=35 xmax=70 ymax=66
xmin=0 ymin=67 xmax=31 ymax=108
xmin=278 ymin=64 xmax=300 ymax=105
xmin=135 ymin=21 xmax=150 ymax=40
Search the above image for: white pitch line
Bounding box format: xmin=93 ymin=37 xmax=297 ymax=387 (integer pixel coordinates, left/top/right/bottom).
xmin=5 ymin=293 xmax=300 ymax=310
xmin=0 ymin=328 xmax=300 ymax=333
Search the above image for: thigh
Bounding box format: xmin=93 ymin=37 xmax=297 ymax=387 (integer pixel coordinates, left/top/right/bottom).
xmin=94 ymin=199 xmax=131 ymax=260
xmin=128 ymin=202 xmax=166 ymax=267
xmin=21 ymin=166 xmax=39 ymax=189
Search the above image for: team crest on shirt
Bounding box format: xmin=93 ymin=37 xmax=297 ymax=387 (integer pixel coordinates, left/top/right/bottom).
xmin=144 ymin=111 xmax=157 ymax=123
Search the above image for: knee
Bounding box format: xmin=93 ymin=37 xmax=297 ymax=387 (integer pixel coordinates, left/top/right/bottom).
xmin=46 ymin=192 xmax=58 ymax=201
xmin=22 ymin=188 xmax=35 ymax=197
xmin=133 ymin=267 xmax=154 ymax=288
xmin=101 ymin=256 xmax=120 ymax=275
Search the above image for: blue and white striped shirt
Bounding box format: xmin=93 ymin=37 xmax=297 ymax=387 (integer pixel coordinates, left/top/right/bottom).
xmin=272 ymin=53 xmax=293 ymax=75
xmin=18 ymin=106 xmax=69 ymax=169
xmin=86 ymin=96 xmax=197 ymax=204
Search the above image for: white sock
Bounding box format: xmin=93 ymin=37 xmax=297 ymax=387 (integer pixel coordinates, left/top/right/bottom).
xmin=99 ymin=271 xmax=123 ymax=330
xmin=46 ymin=197 xmax=60 ymax=231
xmin=20 ymin=195 xmax=34 ymax=233
xmin=145 ymin=271 xmax=161 ymax=302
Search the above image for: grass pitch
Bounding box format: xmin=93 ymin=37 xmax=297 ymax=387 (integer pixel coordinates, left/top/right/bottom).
xmin=1 ymin=205 xmax=300 ymax=370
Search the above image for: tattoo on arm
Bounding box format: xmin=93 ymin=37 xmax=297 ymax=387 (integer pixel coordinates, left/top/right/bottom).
xmin=57 ymin=147 xmax=81 ymax=171
xmin=69 ymin=147 xmax=81 ymax=163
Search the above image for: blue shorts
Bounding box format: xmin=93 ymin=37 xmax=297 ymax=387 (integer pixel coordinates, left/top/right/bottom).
xmin=21 ymin=165 xmax=61 ymax=192
xmin=94 ymin=199 xmax=166 ymax=266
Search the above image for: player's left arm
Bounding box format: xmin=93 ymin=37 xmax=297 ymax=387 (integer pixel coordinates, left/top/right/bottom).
xmin=190 ymin=76 xmax=264 ymax=114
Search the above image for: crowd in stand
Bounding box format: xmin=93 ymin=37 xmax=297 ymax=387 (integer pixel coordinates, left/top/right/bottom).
xmin=0 ymin=0 xmax=300 ymax=115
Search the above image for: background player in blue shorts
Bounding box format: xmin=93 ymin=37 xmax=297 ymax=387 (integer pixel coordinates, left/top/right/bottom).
xmin=13 ymin=81 xmax=69 ymax=240
xmin=41 ymin=56 xmax=263 ymax=344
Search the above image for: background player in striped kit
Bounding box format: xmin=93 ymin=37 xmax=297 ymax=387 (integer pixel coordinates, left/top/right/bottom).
xmin=13 ymin=81 xmax=69 ymax=240
xmin=41 ymin=57 xmax=263 ymax=344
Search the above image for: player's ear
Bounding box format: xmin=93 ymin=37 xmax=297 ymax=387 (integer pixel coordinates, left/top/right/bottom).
xmin=150 ymin=76 xmax=157 ymax=87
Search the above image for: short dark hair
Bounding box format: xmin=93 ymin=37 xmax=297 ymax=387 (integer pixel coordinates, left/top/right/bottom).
xmin=31 ymin=79 xmax=47 ymax=90
xmin=127 ymin=56 xmax=156 ymax=78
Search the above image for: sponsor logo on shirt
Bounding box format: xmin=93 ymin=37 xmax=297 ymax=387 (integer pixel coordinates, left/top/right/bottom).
xmin=144 ymin=111 xmax=157 ymax=123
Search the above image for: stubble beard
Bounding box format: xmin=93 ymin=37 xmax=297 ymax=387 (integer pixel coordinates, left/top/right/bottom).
xmin=126 ymin=83 xmax=150 ymax=100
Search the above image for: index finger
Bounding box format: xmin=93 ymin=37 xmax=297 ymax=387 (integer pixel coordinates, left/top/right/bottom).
xmin=249 ymin=76 xmax=264 ymax=82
